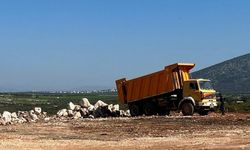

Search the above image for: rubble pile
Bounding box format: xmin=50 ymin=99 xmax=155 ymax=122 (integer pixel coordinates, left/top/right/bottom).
xmin=56 ymin=98 xmax=130 ymax=119
xmin=0 ymin=107 xmax=48 ymax=125
xmin=0 ymin=98 xmax=130 ymax=125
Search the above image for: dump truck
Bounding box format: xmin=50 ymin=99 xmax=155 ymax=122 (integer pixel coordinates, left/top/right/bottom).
xmin=116 ymin=63 xmax=217 ymax=116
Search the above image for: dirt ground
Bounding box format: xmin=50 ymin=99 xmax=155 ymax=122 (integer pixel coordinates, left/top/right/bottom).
xmin=0 ymin=112 xmax=249 ymax=150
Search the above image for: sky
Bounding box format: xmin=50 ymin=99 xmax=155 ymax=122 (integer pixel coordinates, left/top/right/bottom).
xmin=0 ymin=0 xmax=249 ymax=91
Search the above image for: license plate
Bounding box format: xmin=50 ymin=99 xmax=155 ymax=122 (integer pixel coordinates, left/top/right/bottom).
xmin=210 ymin=103 xmax=214 ymax=108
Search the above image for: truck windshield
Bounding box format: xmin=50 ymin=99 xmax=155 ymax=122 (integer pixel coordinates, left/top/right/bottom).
xmin=199 ymin=81 xmax=214 ymax=90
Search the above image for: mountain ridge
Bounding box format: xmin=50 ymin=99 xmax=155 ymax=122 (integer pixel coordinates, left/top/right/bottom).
xmin=192 ymin=53 xmax=250 ymax=93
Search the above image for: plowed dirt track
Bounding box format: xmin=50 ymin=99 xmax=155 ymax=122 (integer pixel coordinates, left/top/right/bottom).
xmin=0 ymin=113 xmax=249 ymax=150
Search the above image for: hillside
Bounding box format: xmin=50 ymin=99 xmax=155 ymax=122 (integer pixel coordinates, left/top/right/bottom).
xmin=192 ymin=53 xmax=250 ymax=93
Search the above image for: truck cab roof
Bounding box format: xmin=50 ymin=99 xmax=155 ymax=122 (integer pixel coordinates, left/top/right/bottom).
xmin=186 ymin=79 xmax=211 ymax=82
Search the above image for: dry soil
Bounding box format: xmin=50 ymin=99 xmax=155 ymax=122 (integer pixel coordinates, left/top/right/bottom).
xmin=0 ymin=112 xmax=249 ymax=150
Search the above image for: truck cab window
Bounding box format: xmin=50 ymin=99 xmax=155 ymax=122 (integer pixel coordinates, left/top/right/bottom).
xmin=189 ymin=83 xmax=198 ymax=90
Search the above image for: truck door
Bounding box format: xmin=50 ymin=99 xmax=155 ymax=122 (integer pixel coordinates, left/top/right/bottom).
xmin=184 ymin=81 xmax=201 ymax=103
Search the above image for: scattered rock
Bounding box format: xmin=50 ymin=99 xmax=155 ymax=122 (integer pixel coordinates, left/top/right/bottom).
xmin=17 ymin=111 xmax=29 ymax=122
xmin=113 ymin=104 xmax=119 ymax=112
xmin=0 ymin=98 xmax=130 ymax=126
xmin=73 ymin=112 xmax=81 ymax=119
xmin=108 ymin=104 xmax=113 ymax=112
xmin=42 ymin=112 xmax=47 ymax=118
xmin=18 ymin=117 xmax=27 ymax=124
xmin=2 ymin=111 xmax=12 ymax=124
xmin=0 ymin=118 xmax=5 ymax=125
xmin=94 ymin=106 xmax=111 ymax=118
xmin=88 ymin=105 xmax=95 ymax=112
xmin=94 ymin=100 xmax=108 ymax=109
xmin=74 ymin=105 xmax=81 ymax=111
xmin=68 ymin=110 xmax=74 ymax=117
xmin=34 ymin=107 xmax=42 ymax=115
xmin=120 ymin=110 xmax=130 ymax=117
xmin=68 ymin=102 xmax=75 ymax=110
xmin=88 ymin=115 xmax=95 ymax=119
xmin=57 ymin=109 xmax=68 ymax=117
xmin=80 ymin=108 xmax=89 ymax=117
xmin=30 ymin=110 xmax=38 ymax=121
xmin=44 ymin=117 xmax=50 ymax=122
xmin=11 ymin=112 xmax=18 ymax=119
xmin=79 ymin=98 xmax=91 ymax=108
xmin=108 ymin=104 xmax=120 ymax=113
xmin=125 ymin=110 xmax=130 ymax=117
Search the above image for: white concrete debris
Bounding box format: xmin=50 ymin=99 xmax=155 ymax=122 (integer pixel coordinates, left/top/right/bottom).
xmin=42 ymin=112 xmax=47 ymax=117
xmin=11 ymin=112 xmax=18 ymax=119
xmin=18 ymin=111 xmax=29 ymax=121
xmin=80 ymin=108 xmax=89 ymax=116
xmin=18 ymin=117 xmax=27 ymax=124
xmin=108 ymin=104 xmax=113 ymax=112
xmin=93 ymin=107 xmax=105 ymax=118
xmin=55 ymin=99 xmax=130 ymax=119
xmin=0 ymin=107 xmax=48 ymax=125
xmin=113 ymin=104 xmax=120 ymax=112
xmin=79 ymin=98 xmax=91 ymax=108
xmin=73 ymin=112 xmax=81 ymax=119
xmin=29 ymin=110 xmax=39 ymax=121
xmin=67 ymin=109 xmax=74 ymax=117
xmin=44 ymin=117 xmax=50 ymax=122
xmin=2 ymin=111 xmax=12 ymax=124
xmin=74 ymin=105 xmax=81 ymax=111
xmin=0 ymin=97 xmax=130 ymax=126
xmin=125 ymin=110 xmax=130 ymax=116
xmin=68 ymin=102 xmax=76 ymax=110
xmin=88 ymin=105 xmax=95 ymax=112
xmin=94 ymin=100 xmax=108 ymax=109
xmin=57 ymin=109 xmax=68 ymax=117
xmin=120 ymin=110 xmax=131 ymax=117
xmin=88 ymin=115 xmax=95 ymax=119
xmin=108 ymin=104 xmax=120 ymax=112
xmin=11 ymin=112 xmax=18 ymax=122
xmin=34 ymin=107 xmax=42 ymax=114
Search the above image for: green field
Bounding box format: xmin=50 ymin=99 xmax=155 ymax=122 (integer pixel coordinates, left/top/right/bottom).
xmin=0 ymin=92 xmax=249 ymax=115
xmin=224 ymin=93 xmax=250 ymax=112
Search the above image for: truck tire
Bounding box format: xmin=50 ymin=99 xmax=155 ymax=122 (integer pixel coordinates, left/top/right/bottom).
xmin=143 ymin=102 xmax=157 ymax=116
xmin=181 ymin=102 xmax=194 ymax=116
xmin=129 ymin=103 xmax=142 ymax=117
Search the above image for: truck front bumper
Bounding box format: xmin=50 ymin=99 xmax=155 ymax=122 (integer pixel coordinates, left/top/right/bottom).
xmin=198 ymin=99 xmax=218 ymax=109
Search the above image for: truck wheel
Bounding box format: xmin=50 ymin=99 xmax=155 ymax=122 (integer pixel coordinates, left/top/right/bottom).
xmin=143 ymin=102 xmax=157 ymax=116
xmin=129 ymin=103 xmax=142 ymax=117
xmin=181 ymin=102 xmax=194 ymax=116
xmin=198 ymin=110 xmax=209 ymax=116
